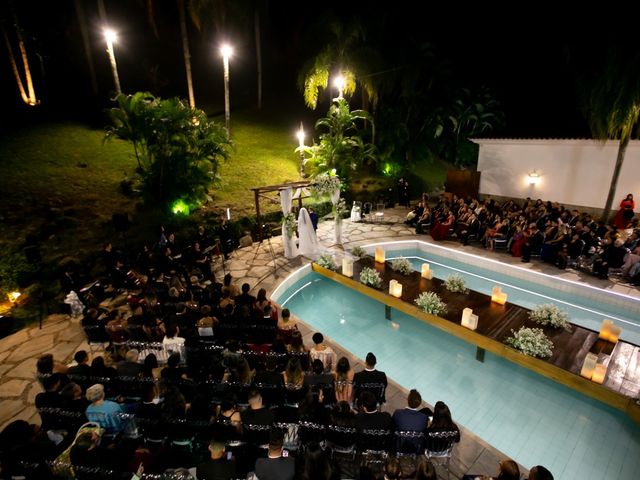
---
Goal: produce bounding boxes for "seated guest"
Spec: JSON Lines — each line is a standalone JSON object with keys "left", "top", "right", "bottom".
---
{"left": 60, "top": 382, "right": 89, "bottom": 431}
{"left": 529, "top": 465, "right": 554, "bottom": 480}
{"left": 81, "top": 308, "right": 109, "bottom": 343}
{"left": 334, "top": 356, "right": 354, "bottom": 404}
{"left": 196, "top": 439, "right": 237, "bottom": 480}
{"left": 90, "top": 356, "right": 117, "bottom": 380}
{"left": 36, "top": 353, "right": 69, "bottom": 385}
{"left": 85, "top": 384, "right": 127, "bottom": 434}
{"left": 161, "top": 352, "right": 188, "bottom": 382}
{"left": 393, "top": 389, "right": 429, "bottom": 452}
{"left": 35, "top": 375, "right": 65, "bottom": 432}
{"left": 355, "top": 391, "right": 393, "bottom": 432}
{"left": 117, "top": 349, "right": 142, "bottom": 378}
{"left": 393, "top": 389, "right": 429, "bottom": 432}
{"left": 283, "top": 357, "right": 306, "bottom": 404}
{"left": 67, "top": 350, "right": 92, "bottom": 390}
{"left": 254, "top": 429, "right": 295, "bottom": 480}
{"left": 69, "top": 431, "right": 103, "bottom": 480}
{"left": 162, "top": 323, "right": 186, "bottom": 362}
{"left": 462, "top": 458, "right": 520, "bottom": 480}
{"left": 241, "top": 390, "right": 274, "bottom": 427}
{"left": 221, "top": 273, "right": 240, "bottom": 298}
{"left": 287, "top": 331, "right": 310, "bottom": 371}
{"left": 277, "top": 308, "right": 298, "bottom": 344}
{"left": 425, "top": 401, "right": 460, "bottom": 450}
{"left": 309, "top": 332, "right": 336, "bottom": 373}
{"left": 234, "top": 282, "right": 256, "bottom": 309}
{"left": 304, "top": 359, "right": 334, "bottom": 389}
{"left": 301, "top": 442, "right": 340, "bottom": 480}
{"left": 430, "top": 209, "right": 455, "bottom": 241}
{"left": 521, "top": 224, "right": 544, "bottom": 262}
{"left": 414, "top": 457, "right": 438, "bottom": 480}
{"left": 353, "top": 352, "right": 388, "bottom": 404}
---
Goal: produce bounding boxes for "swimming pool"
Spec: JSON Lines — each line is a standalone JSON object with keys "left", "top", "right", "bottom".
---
{"left": 272, "top": 243, "right": 640, "bottom": 480}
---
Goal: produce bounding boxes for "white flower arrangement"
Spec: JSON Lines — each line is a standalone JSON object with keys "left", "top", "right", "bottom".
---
{"left": 317, "top": 254, "right": 338, "bottom": 271}
{"left": 335, "top": 198, "right": 347, "bottom": 216}
{"left": 505, "top": 327, "right": 554, "bottom": 358}
{"left": 390, "top": 257, "right": 413, "bottom": 275}
{"left": 282, "top": 212, "right": 296, "bottom": 239}
{"left": 359, "top": 267, "right": 382, "bottom": 288}
{"left": 414, "top": 292, "right": 448, "bottom": 316}
{"left": 312, "top": 173, "right": 342, "bottom": 196}
{"left": 529, "top": 304, "right": 570, "bottom": 330}
{"left": 350, "top": 246, "right": 367, "bottom": 258}
{"left": 443, "top": 273, "right": 468, "bottom": 294}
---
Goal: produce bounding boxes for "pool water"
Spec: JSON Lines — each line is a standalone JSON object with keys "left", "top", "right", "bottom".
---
{"left": 276, "top": 272, "right": 640, "bottom": 480}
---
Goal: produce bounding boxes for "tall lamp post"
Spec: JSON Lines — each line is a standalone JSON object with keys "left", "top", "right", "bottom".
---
{"left": 103, "top": 28, "right": 121, "bottom": 96}
{"left": 220, "top": 44, "right": 233, "bottom": 138}
{"left": 333, "top": 74, "right": 345, "bottom": 99}
{"left": 296, "top": 123, "right": 305, "bottom": 178}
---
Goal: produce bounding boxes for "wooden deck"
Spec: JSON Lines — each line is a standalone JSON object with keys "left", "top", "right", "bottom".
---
{"left": 312, "top": 256, "right": 640, "bottom": 424}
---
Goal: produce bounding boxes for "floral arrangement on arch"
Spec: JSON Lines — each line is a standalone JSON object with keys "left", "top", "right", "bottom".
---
{"left": 505, "top": 327, "right": 554, "bottom": 358}
{"left": 350, "top": 246, "right": 367, "bottom": 259}
{"left": 414, "top": 291, "right": 447, "bottom": 316}
{"left": 282, "top": 212, "right": 297, "bottom": 239}
{"left": 391, "top": 257, "right": 413, "bottom": 275}
{"left": 335, "top": 198, "right": 347, "bottom": 216}
{"left": 312, "top": 173, "right": 342, "bottom": 196}
{"left": 443, "top": 274, "right": 468, "bottom": 294}
{"left": 359, "top": 267, "right": 382, "bottom": 288}
{"left": 317, "top": 254, "right": 338, "bottom": 271}
{"left": 528, "top": 304, "right": 570, "bottom": 330}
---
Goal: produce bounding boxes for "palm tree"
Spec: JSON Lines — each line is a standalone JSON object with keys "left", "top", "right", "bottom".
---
{"left": 298, "top": 18, "right": 382, "bottom": 110}
{"left": 576, "top": 45, "right": 640, "bottom": 221}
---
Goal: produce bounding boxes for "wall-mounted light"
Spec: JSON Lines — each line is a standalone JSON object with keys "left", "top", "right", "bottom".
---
{"left": 528, "top": 170, "right": 541, "bottom": 186}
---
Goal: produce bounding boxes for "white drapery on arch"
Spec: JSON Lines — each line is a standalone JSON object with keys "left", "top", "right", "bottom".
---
{"left": 298, "top": 207, "right": 319, "bottom": 256}
{"left": 280, "top": 187, "right": 298, "bottom": 258}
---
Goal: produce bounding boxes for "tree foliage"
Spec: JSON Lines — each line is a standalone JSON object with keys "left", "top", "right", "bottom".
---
{"left": 298, "top": 98, "right": 375, "bottom": 181}
{"left": 298, "top": 18, "right": 382, "bottom": 110}
{"left": 105, "top": 92, "right": 231, "bottom": 209}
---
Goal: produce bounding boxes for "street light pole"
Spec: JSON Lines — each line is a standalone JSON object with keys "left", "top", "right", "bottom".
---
{"left": 220, "top": 44, "right": 233, "bottom": 138}
{"left": 296, "top": 123, "right": 305, "bottom": 178}
{"left": 103, "top": 28, "right": 121, "bottom": 96}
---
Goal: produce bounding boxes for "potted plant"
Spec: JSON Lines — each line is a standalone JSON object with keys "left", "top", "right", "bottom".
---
{"left": 414, "top": 292, "right": 448, "bottom": 316}
{"left": 359, "top": 267, "right": 382, "bottom": 288}
{"left": 443, "top": 273, "right": 468, "bottom": 294}
{"left": 390, "top": 257, "right": 413, "bottom": 275}
{"left": 505, "top": 327, "right": 554, "bottom": 358}
{"left": 529, "top": 304, "right": 570, "bottom": 330}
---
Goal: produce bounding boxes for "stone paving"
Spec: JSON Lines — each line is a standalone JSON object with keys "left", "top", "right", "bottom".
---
{"left": 1, "top": 206, "right": 636, "bottom": 478}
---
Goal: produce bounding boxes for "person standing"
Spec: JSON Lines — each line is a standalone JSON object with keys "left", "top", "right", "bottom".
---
{"left": 398, "top": 177, "right": 410, "bottom": 208}
{"left": 614, "top": 193, "right": 636, "bottom": 229}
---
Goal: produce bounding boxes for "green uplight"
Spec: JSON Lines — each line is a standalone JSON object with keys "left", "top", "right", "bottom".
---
{"left": 383, "top": 163, "right": 392, "bottom": 175}
{"left": 171, "top": 199, "right": 190, "bottom": 215}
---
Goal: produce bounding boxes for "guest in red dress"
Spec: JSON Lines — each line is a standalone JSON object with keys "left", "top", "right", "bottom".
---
{"left": 614, "top": 194, "right": 635, "bottom": 229}
{"left": 430, "top": 210, "right": 455, "bottom": 241}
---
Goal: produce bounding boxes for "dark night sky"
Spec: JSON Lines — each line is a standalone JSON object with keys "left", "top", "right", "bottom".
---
{"left": 1, "top": 1, "right": 637, "bottom": 137}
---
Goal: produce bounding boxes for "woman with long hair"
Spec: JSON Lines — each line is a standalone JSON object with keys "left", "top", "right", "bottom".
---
{"left": 614, "top": 193, "right": 636, "bottom": 229}
{"left": 301, "top": 442, "right": 340, "bottom": 480}
{"left": 334, "top": 356, "right": 354, "bottom": 403}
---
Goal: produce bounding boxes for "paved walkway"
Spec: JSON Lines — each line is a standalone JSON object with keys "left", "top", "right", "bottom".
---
{"left": 1, "top": 207, "right": 636, "bottom": 478}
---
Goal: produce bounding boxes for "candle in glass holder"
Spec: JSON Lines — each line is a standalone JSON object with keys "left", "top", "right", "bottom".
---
{"left": 389, "top": 280, "right": 403, "bottom": 298}
{"left": 592, "top": 363, "right": 607, "bottom": 384}
{"left": 375, "top": 247, "right": 385, "bottom": 264}
{"left": 461, "top": 308, "right": 478, "bottom": 330}
{"left": 491, "top": 286, "right": 508, "bottom": 305}
{"left": 342, "top": 258, "right": 354, "bottom": 277}
{"left": 421, "top": 263, "right": 433, "bottom": 279}
{"left": 580, "top": 353, "right": 597, "bottom": 379}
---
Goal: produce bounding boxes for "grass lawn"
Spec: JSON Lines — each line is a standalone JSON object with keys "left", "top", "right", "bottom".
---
{"left": 207, "top": 110, "right": 302, "bottom": 217}
{"left": 0, "top": 111, "right": 450, "bottom": 328}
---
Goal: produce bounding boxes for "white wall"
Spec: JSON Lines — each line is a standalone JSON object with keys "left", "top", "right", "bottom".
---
{"left": 475, "top": 139, "right": 640, "bottom": 209}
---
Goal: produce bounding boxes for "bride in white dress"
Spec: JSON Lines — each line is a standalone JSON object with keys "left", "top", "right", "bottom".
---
{"left": 297, "top": 207, "right": 319, "bottom": 256}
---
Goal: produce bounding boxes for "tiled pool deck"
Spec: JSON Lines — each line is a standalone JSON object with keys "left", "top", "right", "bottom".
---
{"left": 0, "top": 207, "right": 637, "bottom": 478}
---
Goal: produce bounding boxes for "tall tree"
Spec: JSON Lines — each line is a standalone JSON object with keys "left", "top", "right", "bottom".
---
{"left": 74, "top": 0, "right": 98, "bottom": 94}
{"left": 575, "top": 45, "right": 640, "bottom": 221}
{"left": 298, "top": 18, "right": 382, "bottom": 110}
{"left": 2, "top": 2, "right": 38, "bottom": 106}
{"left": 178, "top": 0, "right": 196, "bottom": 107}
